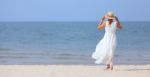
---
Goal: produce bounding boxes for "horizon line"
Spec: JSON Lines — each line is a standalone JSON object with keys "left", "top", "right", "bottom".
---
{"left": 0, "top": 21, "right": 150, "bottom": 22}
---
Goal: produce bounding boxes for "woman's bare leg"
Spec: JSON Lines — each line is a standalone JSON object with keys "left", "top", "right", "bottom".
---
{"left": 110, "top": 58, "right": 113, "bottom": 70}
{"left": 105, "top": 64, "right": 110, "bottom": 70}
{"left": 110, "top": 64, "right": 113, "bottom": 70}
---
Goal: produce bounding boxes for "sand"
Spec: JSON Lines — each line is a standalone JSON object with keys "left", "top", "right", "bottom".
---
{"left": 0, "top": 65, "right": 149, "bottom": 77}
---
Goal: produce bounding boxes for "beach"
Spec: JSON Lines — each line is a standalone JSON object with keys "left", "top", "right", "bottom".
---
{"left": 0, "top": 22, "right": 150, "bottom": 77}
{"left": 0, "top": 65, "right": 149, "bottom": 77}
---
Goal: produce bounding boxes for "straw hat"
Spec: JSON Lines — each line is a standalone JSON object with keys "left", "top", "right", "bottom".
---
{"left": 105, "top": 12, "right": 115, "bottom": 19}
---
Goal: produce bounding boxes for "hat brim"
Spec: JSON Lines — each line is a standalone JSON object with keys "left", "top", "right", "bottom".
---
{"left": 105, "top": 15, "right": 115, "bottom": 19}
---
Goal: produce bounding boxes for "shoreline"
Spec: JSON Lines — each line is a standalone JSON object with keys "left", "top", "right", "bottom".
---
{"left": 0, "top": 65, "right": 149, "bottom": 77}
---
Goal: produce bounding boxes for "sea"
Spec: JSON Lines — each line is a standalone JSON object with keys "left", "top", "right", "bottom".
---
{"left": 0, "top": 21, "right": 150, "bottom": 65}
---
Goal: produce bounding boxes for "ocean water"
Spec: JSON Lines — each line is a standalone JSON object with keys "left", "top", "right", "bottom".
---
{"left": 0, "top": 21, "right": 150, "bottom": 65}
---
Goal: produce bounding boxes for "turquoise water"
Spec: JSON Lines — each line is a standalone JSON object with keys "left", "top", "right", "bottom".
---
{"left": 0, "top": 22, "right": 150, "bottom": 65}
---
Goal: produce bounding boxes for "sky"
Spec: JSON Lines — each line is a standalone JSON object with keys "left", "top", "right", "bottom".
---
{"left": 0, "top": 0, "right": 150, "bottom": 21}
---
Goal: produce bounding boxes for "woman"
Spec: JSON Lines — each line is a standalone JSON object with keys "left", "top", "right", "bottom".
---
{"left": 92, "top": 12, "right": 122, "bottom": 70}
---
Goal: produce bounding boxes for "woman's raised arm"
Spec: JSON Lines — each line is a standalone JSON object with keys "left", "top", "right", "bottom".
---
{"left": 115, "top": 16, "right": 122, "bottom": 29}
{"left": 97, "top": 16, "right": 106, "bottom": 30}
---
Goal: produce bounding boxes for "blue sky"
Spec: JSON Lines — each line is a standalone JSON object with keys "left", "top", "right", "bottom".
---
{"left": 0, "top": 0, "right": 150, "bottom": 21}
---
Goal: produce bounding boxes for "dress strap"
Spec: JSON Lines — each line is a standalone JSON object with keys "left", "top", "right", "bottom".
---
{"left": 113, "top": 21, "right": 117, "bottom": 28}
{"left": 105, "top": 21, "right": 109, "bottom": 27}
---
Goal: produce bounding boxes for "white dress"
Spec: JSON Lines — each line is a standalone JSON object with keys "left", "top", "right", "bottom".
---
{"left": 92, "top": 21, "right": 117, "bottom": 64}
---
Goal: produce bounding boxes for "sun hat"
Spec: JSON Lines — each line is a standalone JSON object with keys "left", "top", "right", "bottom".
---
{"left": 105, "top": 12, "right": 115, "bottom": 19}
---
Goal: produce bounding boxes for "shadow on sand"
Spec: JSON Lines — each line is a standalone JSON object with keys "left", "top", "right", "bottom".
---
{"left": 115, "top": 68, "right": 150, "bottom": 71}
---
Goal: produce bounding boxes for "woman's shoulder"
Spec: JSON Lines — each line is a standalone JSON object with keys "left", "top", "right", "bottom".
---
{"left": 104, "top": 21, "right": 109, "bottom": 27}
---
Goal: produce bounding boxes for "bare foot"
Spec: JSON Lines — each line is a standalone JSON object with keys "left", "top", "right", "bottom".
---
{"left": 104, "top": 64, "right": 110, "bottom": 70}
{"left": 110, "top": 66, "right": 113, "bottom": 70}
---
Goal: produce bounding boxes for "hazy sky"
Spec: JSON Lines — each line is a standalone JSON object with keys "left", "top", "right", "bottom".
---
{"left": 0, "top": 0, "right": 150, "bottom": 21}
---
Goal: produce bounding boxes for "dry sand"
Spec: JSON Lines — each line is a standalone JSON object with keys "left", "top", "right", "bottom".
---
{"left": 0, "top": 65, "right": 150, "bottom": 77}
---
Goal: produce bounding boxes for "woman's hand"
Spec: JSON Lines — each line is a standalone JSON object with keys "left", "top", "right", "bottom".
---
{"left": 115, "top": 16, "right": 119, "bottom": 22}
